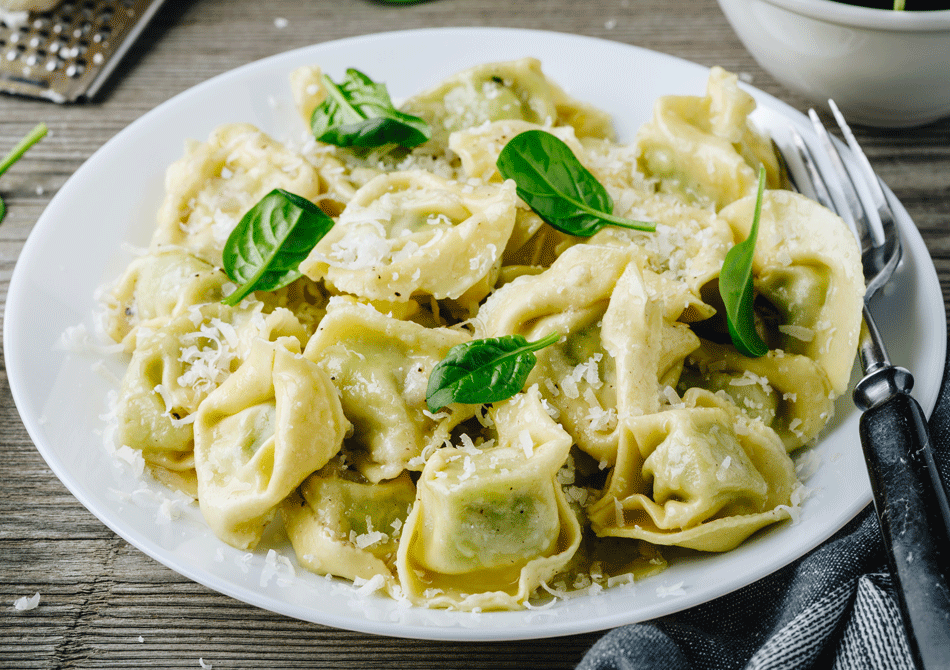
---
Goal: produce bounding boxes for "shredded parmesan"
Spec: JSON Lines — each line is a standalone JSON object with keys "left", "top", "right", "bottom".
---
{"left": 715, "top": 456, "right": 732, "bottom": 481}
{"left": 613, "top": 497, "right": 625, "bottom": 528}
{"left": 353, "top": 574, "right": 387, "bottom": 596}
{"left": 778, "top": 324, "right": 816, "bottom": 342}
{"left": 258, "top": 550, "right": 296, "bottom": 588}
{"left": 656, "top": 581, "right": 686, "bottom": 598}
{"left": 518, "top": 429, "right": 534, "bottom": 459}
{"left": 12, "top": 593, "right": 40, "bottom": 611}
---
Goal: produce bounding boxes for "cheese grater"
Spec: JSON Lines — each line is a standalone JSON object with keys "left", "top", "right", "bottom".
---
{"left": 0, "top": 0, "right": 168, "bottom": 102}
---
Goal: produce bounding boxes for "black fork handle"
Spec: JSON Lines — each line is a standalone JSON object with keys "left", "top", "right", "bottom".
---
{"left": 856, "top": 368, "right": 950, "bottom": 670}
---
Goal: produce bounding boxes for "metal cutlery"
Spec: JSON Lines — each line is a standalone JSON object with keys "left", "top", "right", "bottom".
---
{"left": 786, "top": 101, "right": 950, "bottom": 670}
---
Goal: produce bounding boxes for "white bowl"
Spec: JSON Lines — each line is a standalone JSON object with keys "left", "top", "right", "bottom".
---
{"left": 716, "top": 0, "right": 950, "bottom": 127}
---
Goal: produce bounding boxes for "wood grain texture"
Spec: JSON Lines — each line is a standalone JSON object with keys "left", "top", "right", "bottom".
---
{"left": 1, "top": 0, "right": 948, "bottom": 667}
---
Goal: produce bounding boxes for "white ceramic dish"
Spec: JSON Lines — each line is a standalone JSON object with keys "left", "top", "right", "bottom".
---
{"left": 716, "top": 0, "right": 950, "bottom": 127}
{"left": 4, "top": 27, "right": 946, "bottom": 641}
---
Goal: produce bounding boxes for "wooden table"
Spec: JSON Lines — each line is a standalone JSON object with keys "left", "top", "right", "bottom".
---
{"left": 2, "top": 0, "right": 948, "bottom": 667}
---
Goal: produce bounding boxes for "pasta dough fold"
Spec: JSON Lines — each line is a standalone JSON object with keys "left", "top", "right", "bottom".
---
{"left": 718, "top": 189, "right": 864, "bottom": 395}
{"left": 115, "top": 305, "right": 301, "bottom": 467}
{"left": 150, "top": 123, "right": 325, "bottom": 265}
{"left": 402, "top": 57, "right": 614, "bottom": 149}
{"left": 303, "top": 298, "right": 476, "bottom": 483}
{"left": 103, "top": 248, "right": 228, "bottom": 351}
{"left": 301, "top": 170, "right": 516, "bottom": 315}
{"left": 679, "top": 339, "right": 835, "bottom": 451}
{"left": 588, "top": 389, "right": 798, "bottom": 552}
{"left": 396, "top": 387, "right": 582, "bottom": 610}
{"left": 477, "top": 244, "right": 699, "bottom": 465}
{"left": 282, "top": 463, "right": 416, "bottom": 595}
{"left": 636, "top": 67, "right": 780, "bottom": 211}
{"left": 194, "top": 337, "right": 349, "bottom": 550}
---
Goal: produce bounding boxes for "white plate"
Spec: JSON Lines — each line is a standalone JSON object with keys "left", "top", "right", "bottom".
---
{"left": 5, "top": 27, "right": 946, "bottom": 641}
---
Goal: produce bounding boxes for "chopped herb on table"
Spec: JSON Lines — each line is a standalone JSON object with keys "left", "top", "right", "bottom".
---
{"left": 0, "top": 123, "right": 48, "bottom": 224}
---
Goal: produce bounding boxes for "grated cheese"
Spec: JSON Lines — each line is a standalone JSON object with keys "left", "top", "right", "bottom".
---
{"left": 177, "top": 318, "right": 239, "bottom": 394}
{"left": 778, "top": 324, "right": 816, "bottom": 342}
{"left": 518, "top": 429, "right": 533, "bottom": 459}
{"left": 260, "top": 549, "right": 296, "bottom": 588}
{"left": 114, "top": 445, "right": 146, "bottom": 478}
{"left": 12, "top": 593, "right": 40, "bottom": 611}
{"left": 353, "top": 574, "right": 387, "bottom": 596}
{"left": 715, "top": 456, "right": 732, "bottom": 482}
{"left": 656, "top": 581, "right": 686, "bottom": 598}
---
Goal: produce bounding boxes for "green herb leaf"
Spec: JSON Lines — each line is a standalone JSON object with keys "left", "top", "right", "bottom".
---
{"left": 496, "top": 130, "right": 654, "bottom": 237}
{"left": 426, "top": 332, "right": 560, "bottom": 412}
{"left": 0, "top": 122, "right": 48, "bottom": 225}
{"left": 221, "top": 189, "right": 334, "bottom": 306}
{"left": 312, "top": 69, "right": 431, "bottom": 149}
{"left": 720, "top": 167, "right": 768, "bottom": 358}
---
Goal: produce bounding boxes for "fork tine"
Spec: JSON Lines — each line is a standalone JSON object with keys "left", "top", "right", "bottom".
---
{"left": 789, "top": 128, "right": 836, "bottom": 212}
{"left": 806, "top": 108, "right": 876, "bottom": 255}
{"left": 828, "top": 100, "right": 892, "bottom": 249}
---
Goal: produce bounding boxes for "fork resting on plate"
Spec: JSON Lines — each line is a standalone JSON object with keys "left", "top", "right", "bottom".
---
{"left": 786, "top": 102, "right": 950, "bottom": 670}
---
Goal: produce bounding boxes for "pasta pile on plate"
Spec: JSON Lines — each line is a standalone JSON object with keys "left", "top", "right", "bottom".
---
{"left": 99, "top": 59, "right": 864, "bottom": 611}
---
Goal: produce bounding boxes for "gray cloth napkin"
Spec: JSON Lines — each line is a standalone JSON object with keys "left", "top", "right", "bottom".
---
{"left": 578, "top": 341, "right": 950, "bottom": 670}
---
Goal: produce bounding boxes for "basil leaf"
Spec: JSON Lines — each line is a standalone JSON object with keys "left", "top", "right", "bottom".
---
{"left": 0, "top": 123, "right": 47, "bottom": 225}
{"left": 312, "top": 69, "right": 431, "bottom": 149}
{"left": 720, "top": 167, "right": 768, "bottom": 358}
{"left": 426, "top": 332, "right": 560, "bottom": 412}
{"left": 496, "top": 130, "right": 654, "bottom": 237}
{"left": 221, "top": 189, "right": 334, "bottom": 306}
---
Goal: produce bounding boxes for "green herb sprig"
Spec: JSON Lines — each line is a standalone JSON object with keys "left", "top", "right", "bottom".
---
{"left": 719, "top": 167, "right": 768, "bottom": 358}
{"left": 0, "top": 123, "right": 48, "bottom": 224}
{"left": 221, "top": 189, "right": 334, "bottom": 306}
{"left": 426, "top": 332, "right": 560, "bottom": 412}
{"left": 312, "top": 69, "right": 431, "bottom": 149}
{"left": 496, "top": 130, "right": 654, "bottom": 237}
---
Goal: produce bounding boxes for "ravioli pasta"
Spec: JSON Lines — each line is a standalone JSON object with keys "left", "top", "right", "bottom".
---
{"left": 99, "top": 59, "right": 863, "bottom": 611}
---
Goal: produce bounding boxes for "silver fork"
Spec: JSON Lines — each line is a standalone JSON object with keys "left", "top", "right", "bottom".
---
{"left": 788, "top": 102, "right": 950, "bottom": 670}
